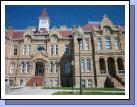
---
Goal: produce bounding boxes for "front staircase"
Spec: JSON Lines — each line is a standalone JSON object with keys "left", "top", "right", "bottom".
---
{"left": 27, "top": 76, "right": 44, "bottom": 86}
{"left": 111, "top": 76, "right": 125, "bottom": 88}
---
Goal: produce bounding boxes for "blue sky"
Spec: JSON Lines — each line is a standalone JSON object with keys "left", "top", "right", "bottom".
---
{"left": 5, "top": 5, "right": 125, "bottom": 29}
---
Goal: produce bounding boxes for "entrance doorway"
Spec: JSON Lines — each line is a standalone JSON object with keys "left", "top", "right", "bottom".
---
{"left": 107, "top": 57, "right": 116, "bottom": 77}
{"left": 35, "top": 61, "right": 45, "bottom": 76}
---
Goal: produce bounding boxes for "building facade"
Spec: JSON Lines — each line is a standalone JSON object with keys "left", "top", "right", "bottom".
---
{"left": 5, "top": 8, "right": 125, "bottom": 88}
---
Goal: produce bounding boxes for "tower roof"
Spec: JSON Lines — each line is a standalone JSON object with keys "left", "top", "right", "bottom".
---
{"left": 40, "top": 8, "right": 48, "bottom": 17}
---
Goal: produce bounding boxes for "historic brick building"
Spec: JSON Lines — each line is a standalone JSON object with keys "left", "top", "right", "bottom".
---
{"left": 5, "top": 8, "right": 125, "bottom": 88}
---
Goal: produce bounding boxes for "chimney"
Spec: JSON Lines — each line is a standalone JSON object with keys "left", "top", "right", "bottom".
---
{"left": 72, "top": 25, "right": 78, "bottom": 34}
{"left": 8, "top": 26, "right": 14, "bottom": 32}
{"left": 8, "top": 26, "right": 14, "bottom": 37}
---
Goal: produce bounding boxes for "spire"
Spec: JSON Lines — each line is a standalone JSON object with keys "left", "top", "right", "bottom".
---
{"left": 40, "top": 8, "right": 48, "bottom": 17}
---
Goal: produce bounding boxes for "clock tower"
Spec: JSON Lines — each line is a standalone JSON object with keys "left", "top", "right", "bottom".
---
{"left": 38, "top": 8, "right": 50, "bottom": 32}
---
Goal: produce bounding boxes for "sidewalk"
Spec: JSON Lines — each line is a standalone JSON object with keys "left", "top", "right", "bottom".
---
{"left": 7, "top": 87, "right": 125, "bottom": 95}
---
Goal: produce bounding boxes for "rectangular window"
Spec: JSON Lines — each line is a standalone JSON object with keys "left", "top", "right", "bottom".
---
{"left": 80, "top": 41, "right": 84, "bottom": 50}
{"left": 25, "top": 62, "right": 29, "bottom": 73}
{"left": 97, "top": 38, "right": 102, "bottom": 49}
{"left": 84, "top": 39, "right": 89, "bottom": 50}
{"left": 20, "top": 79, "right": 24, "bottom": 86}
{"left": 9, "top": 80, "right": 14, "bottom": 86}
{"left": 21, "top": 62, "right": 25, "bottom": 73}
{"left": 87, "top": 80, "right": 92, "bottom": 88}
{"left": 10, "top": 63, "right": 16, "bottom": 73}
{"left": 81, "top": 59, "right": 85, "bottom": 72}
{"left": 81, "top": 59, "right": 91, "bottom": 72}
{"left": 50, "top": 80, "right": 53, "bottom": 87}
{"left": 13, "top": 46, "right": 18, "bottom": 55}
{"left": 55, "top": 62, "right": 58, "bottom": 72}
{"left": 23, "top": 45, "right": 26, "bottom": 55}
{"left": 55, "top": 45, "right": 58, "bottom": 55}
{"left": 82, "top": 79, "right": 85, "bottom": 88}
{"left": 65, "top": 45, "right": 70, "bottom": 55}
{"left": 51, "top": 45, "right": 54, "bottom": 55}
{"left": 54, "top": 80, "right": 58, "bottom": 87}
{"left": 115, "top": 38, "right": 120, "bottom": 49}
{"left": 50, "top": 62, "right": 54, "bottom": 72}
{"left": 86, "top": 59, "right": 91, "bottom": 72}
{"left": 106, "top": 38, "right": 111, "bottom": 49}
{"left": 26, "top": 46, "right": 31, "bottom": 55}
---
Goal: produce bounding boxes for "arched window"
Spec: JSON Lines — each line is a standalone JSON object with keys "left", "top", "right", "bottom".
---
{"left": 51, "top": 35, "right": 58, "bottom": 42}
{"left": 117, "top": 58, "right": 124, "bottom": 73}
{"left": 24, "top": 35, "right": 31, "bottom": 42}
{"left": 103, "top": 26, "right": 111, "bottom": 34}
{"left": 65, "top": 45, "right": 70, "bottom": 55}
{"left": 99, "top": 58, "right": 106, "bottom": 74}
{"left": 64, "top": 62, "right": 71, "bottom": 74}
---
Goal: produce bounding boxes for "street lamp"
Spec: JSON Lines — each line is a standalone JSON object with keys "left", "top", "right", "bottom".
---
{"left": 77, "top": 26, "right": 84, "bottom": 95}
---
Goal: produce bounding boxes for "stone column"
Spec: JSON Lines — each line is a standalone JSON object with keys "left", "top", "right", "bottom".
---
{"left": 111, "top": 37, "right": 115, "bottom": 50}
{"left": 44, "top": 65, "right": 47, "bottom": 87}
{"left": 95, "top": 61, "right": 100, "bottom": 75}
{"left": 25, "top": 62, "right": 27, "bottom": 74}
{"left": 85, "top": 80, "right": 88, "bottom": 88}
{"left": 31, "top": 63, "right": 35, "bottom": 76}
{"left": 102, "top": 37, "right": 106, "bottom": 50}
{"left": 105, "top": 60, "right": 109, "bottom": 75}
{"left": 58, "top": 65, "right": 61, "bottom": 87}
{"left": 115, "top": 59, "right": 119, "bottom": 75}
{"left": 123, "top": 59, "right": 125, "bottom": 70}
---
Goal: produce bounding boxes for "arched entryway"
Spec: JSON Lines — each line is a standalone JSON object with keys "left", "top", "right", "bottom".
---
{"left": 117, "top": 58, "right": 125, "bottom": 73}
{"left": 35, "top": 61, "right": 45, "bottom": 76}
{"left": 99, "top": 58, "right": 106, "bottom": 73}
{"left": 107, "top": 57, "right": 116, "bottom": 77}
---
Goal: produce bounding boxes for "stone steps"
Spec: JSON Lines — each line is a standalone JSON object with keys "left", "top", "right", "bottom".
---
{"left": 111, "top": 77, "right": 124, "bottom": 88}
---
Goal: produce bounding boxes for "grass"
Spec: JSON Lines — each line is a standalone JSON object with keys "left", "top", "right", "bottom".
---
{"left": 42, "top": 87, "right": 124, "bottom": 91}
{"left": 52, "top": 91, "right": 125, "bottom": 95}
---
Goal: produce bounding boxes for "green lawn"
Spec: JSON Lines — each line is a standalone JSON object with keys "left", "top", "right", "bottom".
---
{"left": 42, "top": 87, "right": 124, "bottom": 91}
{"left": 52, "top": 91, "right": 125, "bottom": 95}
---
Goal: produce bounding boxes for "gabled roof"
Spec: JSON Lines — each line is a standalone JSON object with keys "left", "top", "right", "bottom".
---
{"left": 81, "top": 22, "right": 100, "bottom": 31}
{"left": 12, "top": 31, "right": 24, "bottom": 39}
{"left": 40, "top": 8, "right": 48, "bottom": 17}
{"left": 59, "top": 30, "right": 72, "bottom": 39}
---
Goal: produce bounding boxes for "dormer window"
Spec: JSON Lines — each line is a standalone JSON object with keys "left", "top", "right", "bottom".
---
{"left": 103, "top": 26, "right": 111, "bottom": 35}
{"left": 25, "top": 36, "right": 31, "bottom": 42}
{"left": 51, "top": 35, "right": 58, "bottom": 42}
{"left": 104, "top": 28, "right": 109, "bottom": 32}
